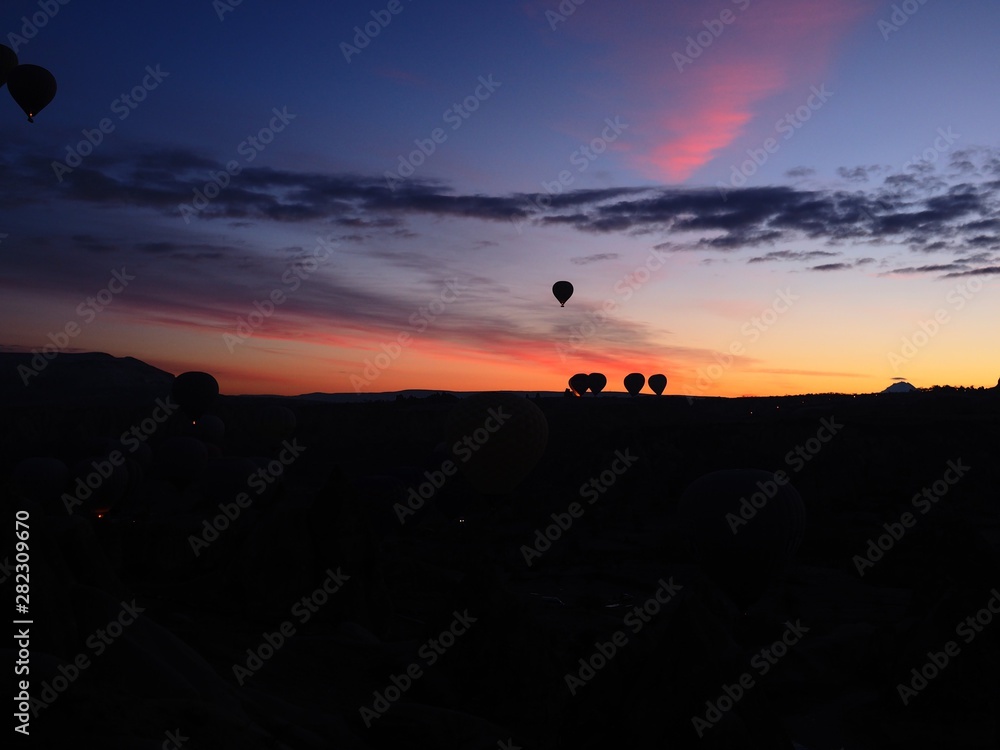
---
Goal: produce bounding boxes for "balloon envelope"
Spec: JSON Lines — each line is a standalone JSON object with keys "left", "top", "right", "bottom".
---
{"left": 587, "top": 373, "right": 607, "bottom": 394}
{"left": 0, "top": 45, "right": 17, "bottom": 88}
{"left": 444, "top": 393, "right": 548, "bottom": 494}
{"left": 552, "top": 281, "right": 573, "bottom": 307}
{"left": 7, "top": 64, "right": 56, "bottom": 122}
{"left": 648, "top": 373, "right": 667, "bottom": 395}
{"left": 172, "top": 371, "right": 219, "bottom": 418}
{"left": 624, "top": 373, "right": 645, "bottom": 396}
{"left": 569, "top": 373, "right": 590, "bottom": 396}
{"left": 677, "top": 469, "right": 806, "bottom": 609}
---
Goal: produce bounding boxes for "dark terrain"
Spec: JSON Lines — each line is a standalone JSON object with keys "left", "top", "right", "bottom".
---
{"left": 3, "top": 353, "right": 1000, "bottom": 749}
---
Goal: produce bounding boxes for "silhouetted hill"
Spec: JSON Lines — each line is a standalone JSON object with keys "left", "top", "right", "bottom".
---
{"left": 0, "top": 351, "right": 173, "bottom": 405}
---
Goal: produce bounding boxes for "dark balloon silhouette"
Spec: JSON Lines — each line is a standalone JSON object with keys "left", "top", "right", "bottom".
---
{"left": 569, "top": 373, "right": 590, "bottom": 396}
{"left": 0, "top": 45, "right": 17, "bottom": 89}
{"left": 184, "top": 413, "right": 225, "bottom": 445}
{"left": 648, "top": 373, "right": 667, "bottom": 395}
{"left": 587, "top": 372, "right": 607, "bottom": 394}
{"left": 153, "top": 435, "right": 209, "bottom": 488}
{"left": 552, "top": 280, "right": 573, "bottom": 307}
{"left": 677, "top": 469, "right": 806, "bottom": 610}
{"left": 623, "top": 372, "right": 645, "bottom": 396}
{"left": 444, "top": 392, "right": 548, "bottom": 494}
{"left": 171, "top": 371, "right": 219, "bottom": 418}
{"left": 6, "top": 64, "right": 56, "bottom": 122}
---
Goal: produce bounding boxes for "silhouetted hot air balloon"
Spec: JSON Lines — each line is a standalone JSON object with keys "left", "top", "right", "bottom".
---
{"left": 624, "top": 372, "right": 645, "bottom": 396}
{"left": 677, "top": 469, "right": 806, "bottom": 610}
{"left": 6, "top": 64, "right": 56, "bottom": 122}
{"left": 587, "top": 372, "right": 607, "bottom": 394}
{"left": 0, "top": 45, "right": 17, "bottom": 89}
{"left": 171, "top": 371, "right": 219, "bottom": 418}
{"left": 552, "top": 281, "right": 573, "bottom": 307}
{"left": 444, "top": 392, "right": 548, "bottom": 494}
{"left": 648, "top": 373, "right": 667, "bottom": 395}
{"left": 569, "top": 373, "right": 590, "bottom": 396}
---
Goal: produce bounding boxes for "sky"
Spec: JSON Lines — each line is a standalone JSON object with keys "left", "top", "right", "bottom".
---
{"left": 1, "top": 0, "right": 998, "bottom": 397}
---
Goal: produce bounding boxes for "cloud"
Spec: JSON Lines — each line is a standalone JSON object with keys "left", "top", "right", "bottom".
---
{"left": 5, "top": 143, "right": 999, "bottom": 280}
{"left": 571, "top": 252, "right": 620, "bottom": 265}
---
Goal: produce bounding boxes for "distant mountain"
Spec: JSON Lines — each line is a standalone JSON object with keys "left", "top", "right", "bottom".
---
{"left": 0, "top": 351, "right": 174, "bottom": 405}
{"left": 882, "top": 381, "right": 917, "bottom": 393}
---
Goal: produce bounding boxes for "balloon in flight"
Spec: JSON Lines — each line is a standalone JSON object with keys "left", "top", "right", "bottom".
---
{"left": 171, "top": 371, "right": 219, "bottom": 418}
{"left": 569, "top": 373, "right": 590, "bottom": 396}
{"left": 623, "top": 373, "right": 645, "bottom": 396}
{"left": 444, "top": 392, "right": 548, "bottom": 494}
{"left": 677, "top": 469, "right": 806, "bottom": 610}
{"left": 0, "top": 45, "right": 17, "bottom": 89}
{"left": 648, "top": 373, "right": 667, "bottom": 395}
{"left": 552, "top": 281, "right": 573, "bottom": 307}
{"left": 6, "top": 64, "right": 56, "bottom": 122}
{"left": 587, "top": 372, "right": 607, "bottom": 394}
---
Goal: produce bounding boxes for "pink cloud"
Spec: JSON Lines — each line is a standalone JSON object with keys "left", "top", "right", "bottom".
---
{"left": 569, "top": 0, "right": 883, "bottom": 182}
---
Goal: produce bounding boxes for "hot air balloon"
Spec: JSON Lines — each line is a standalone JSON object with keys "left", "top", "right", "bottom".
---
{"left": 171, "top": 371, "right": 219, "bottom": 419}
{"left": 587, "top": 372, "right": 607, "bottom": 394}
{"left": 6, "top": 64, "right": 56, "bottom": 122}
{"left": 0, "top": 45, "right": 17, "bottom": 89}
{"left": 569, "top": 373, "right": 590, "bottom": 396}
{"left": 677, "top": 469, "right": 805, "bottom": 610}
{"left": 648, "top": 373, "right": 667, "bottom": 395}
{"left": 552, "top": 281, "right": 573, "bottom": 307}
{"left": 624, "top": 372, "right": 645, "bottom": 396}
{"left": 444, "top": 392, "right": 548, "bottom": 494}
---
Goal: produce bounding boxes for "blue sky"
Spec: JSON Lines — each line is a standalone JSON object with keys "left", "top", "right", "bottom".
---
{"left": 2, "top": 0, "right": 998, "bottom": 395}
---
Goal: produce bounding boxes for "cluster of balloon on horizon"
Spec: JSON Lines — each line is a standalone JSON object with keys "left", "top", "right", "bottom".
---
{"left": 567, "top": 371, "right": 668, "bottom": 396}
{"left": 553, "top": 282, "right": 669, "bottom": 397}
{"left": 1, "top": 44, "right": 57, "bottom": 122}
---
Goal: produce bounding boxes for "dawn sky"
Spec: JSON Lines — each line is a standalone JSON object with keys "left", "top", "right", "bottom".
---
{"left": 1, "top": 0, "right": 998, "bottom": 396}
